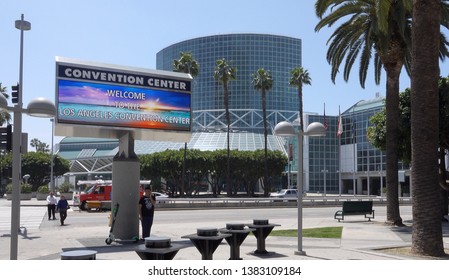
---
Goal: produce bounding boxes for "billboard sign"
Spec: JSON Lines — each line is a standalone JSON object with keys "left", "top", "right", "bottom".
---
{"left": 55, "top": 57, "right": 192, "bottom": 141}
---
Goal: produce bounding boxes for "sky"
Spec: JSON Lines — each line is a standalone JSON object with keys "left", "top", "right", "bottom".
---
{"left": 2, "top": 0, "right": 448, "bottom": 150}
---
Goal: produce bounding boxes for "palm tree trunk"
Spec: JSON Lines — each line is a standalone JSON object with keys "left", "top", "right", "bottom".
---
{"left": 385, "top": 66, "right": 403, "bottom": 226}
{"left": 298, "top": 86, "right": 304, "bottom": 132}
{"left": 411, "top": 0, "right": 444, "bottom": 257}
{"left": 439, "top": 149, "right": 449, "bottom": 220}
{"left": 224, "top": 83, "right": 231, "bottom": 197}
{"left": 262, "top": 90, "right": 269, "bottom": 196}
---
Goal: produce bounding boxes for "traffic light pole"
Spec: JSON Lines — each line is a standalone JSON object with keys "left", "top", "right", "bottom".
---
{"left": 10, "top": 14, "right": 30, "bottom": 260}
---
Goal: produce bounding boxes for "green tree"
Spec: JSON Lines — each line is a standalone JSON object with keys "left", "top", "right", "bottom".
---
{"left": 173, "top": 52, "right": 199, "bottom": 77}
{"left": 173, "top": 52, "right": 200, "bottom": 196}
{"left": 139, "top": 149, "right": 287, "bottom": 197}
{"left": 0, "top": 83, "right": 11, "bottom": 125}
{"left": 289, "top": 67, "right": 311, "bottom": 132}
{"left": 315, "top": 0, "right": 449, "bottom": 226}
{"left": 2, "top": 152, "right": 70, "bottom": 191}
{"left": 252, "top": 68, "right": 274, "bottom": 196}
{"left": 411, "top": 0, "right": 445, "bottom": 256}
{"left": 30, "top": 138, "right": 50, "bottom": 153}
{"left": 213, "top": 58, "right": 237, "bottom": 196}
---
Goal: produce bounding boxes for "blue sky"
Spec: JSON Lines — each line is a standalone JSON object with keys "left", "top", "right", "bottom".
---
{"left": 2, "top": 0, "right": 448, "bottom": 149}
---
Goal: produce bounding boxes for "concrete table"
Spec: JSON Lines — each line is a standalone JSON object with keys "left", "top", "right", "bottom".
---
{"left": 246, "top": 219, "right": 280, "bottom": 254}
{"left": 182, "top": 228, "right": 231, "bottom": 260}
{"left": 219, "top": 223, "right": 255, "bottom": 260}
{"left": 135, "top": 236, "right": 189, "bottom": 260}
{"left": 60, "top": 249, "right": 97, "bottom": 260}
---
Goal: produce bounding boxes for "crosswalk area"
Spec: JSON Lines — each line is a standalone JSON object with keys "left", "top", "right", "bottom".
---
{"left": 0, "top": 206, "right": 46, "bottom": 235}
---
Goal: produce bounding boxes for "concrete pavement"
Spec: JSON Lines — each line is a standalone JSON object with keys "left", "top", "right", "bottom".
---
{"left": 0, "top": 197, "right": 448, "bottom": 260}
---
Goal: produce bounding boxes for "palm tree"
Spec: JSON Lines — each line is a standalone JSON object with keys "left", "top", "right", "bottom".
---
{"left": 252, "top": 68, "right": 274, "bottom": 196}
{"left": 410, "top": 0, "right": 445, "bottom": 257}
{"left": 289, "top": 67, "right": 312, "bottom": 132}
{"left": 173, "top": 52, "right": 199, "bottom": 77}
{"left": 30, "top": 138, "right": 49, "bottom": 153}
{"left": 173, "top": 52, "right": 199, "bottom": 196}
{"left": 213, "top": 58, "right": 237, "bottom": 196}
{"left": 0, "top": 83, "right": 11, "bottom": 126}
{"left": 315, "top": 0, "right": 449, "bottom": 226}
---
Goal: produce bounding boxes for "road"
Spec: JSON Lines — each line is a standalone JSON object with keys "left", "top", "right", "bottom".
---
{"left": 0, "top": 200, "right": 413, "bottom": 237}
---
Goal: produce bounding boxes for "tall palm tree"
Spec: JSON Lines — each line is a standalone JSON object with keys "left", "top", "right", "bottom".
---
{"left": 289, "top": 67, "right": 312, "bottom": 132}
{"left": 410, "top": 0, "right": 445, "bottom": 257}
{"left": 173, "top": 52, "right": 199, "bottom": 77}
{"left": 315, "top": 0, "right": 449, "bottom": 226}
{"left": 173, "top": 52, "right": 199, "bottom": 196}
{"left": 213, "top": 58, "right": 237, "bottom": 196}
{"left": 252, "top": 68, "right": 273, "bottom": 196}
{"left": 0, "top": 83, "right": 11, "bottom": 126}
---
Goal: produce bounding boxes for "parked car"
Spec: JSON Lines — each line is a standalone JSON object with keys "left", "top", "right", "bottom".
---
{"left": 270, "top": 189, "right": 299, "bottom": 201}
{"left": 152, "top": 192, "right": 169, "bottom": 203}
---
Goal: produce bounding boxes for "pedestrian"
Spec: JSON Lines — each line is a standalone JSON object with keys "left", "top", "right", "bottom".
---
{"left": 56, "top": 195, "right": 70, "bottom": 226}
{"left": 46, "top": 192, "right": 57, "bottom": 220}
{"left": 138, "top": 186, "right": 156, "bottom": 239}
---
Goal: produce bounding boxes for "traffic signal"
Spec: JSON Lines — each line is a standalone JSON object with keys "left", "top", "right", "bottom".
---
{"left": 11, "top": 83, "right": 20, "bottom": 104}
{"left": 6, "top": 124, "right": 12, "bottom": 152}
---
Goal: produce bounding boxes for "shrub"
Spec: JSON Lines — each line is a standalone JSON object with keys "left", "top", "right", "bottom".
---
{"left": 37, "top": 185, "right": 49, "bottom": 194}
{"left": 6, "top": 183, "right": 33, "bottom": 193}
{"left": 21, "top": 184, "right": 32, "bottom": 193}
{"left": 58, "top": 182, "right": 74, "bottom": 193}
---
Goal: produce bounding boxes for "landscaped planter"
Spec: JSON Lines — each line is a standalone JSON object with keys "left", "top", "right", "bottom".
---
{"left": 5, "top": 193, "right": 32, "bottom": 200}
{"left": 20, "top": 193, "right": 32, "bottom": 200}
{"left": 60, "top": 192, "right": 73, "bottom": 200}
{"left": 36, "top": 192, "right": 48, "bottom": 200}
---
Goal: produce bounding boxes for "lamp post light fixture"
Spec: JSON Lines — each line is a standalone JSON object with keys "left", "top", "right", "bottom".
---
{"left": 22, "top": 174, "right": 30, "bottom": 185}
{"left": 0, "top": 14, "right": 56, "bottom": 260}
{"left": 274, "top": 121, "right": 326, "bottom": 255}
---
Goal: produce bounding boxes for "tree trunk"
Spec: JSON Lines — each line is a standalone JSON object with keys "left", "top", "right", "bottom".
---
{"left": 411, "top": 0, "right": 445, "bottom": 257}
{"left": 385, "top": 65, "right": 403, "bottom": 226}
{"left": 298, "top": 86, "right": 304, "bottom": 132}
{"left": 262, "top": 90, "right": 269, "bottom": 196}
{"left": 224, "top": 83, "right": 232, "bottom": 197}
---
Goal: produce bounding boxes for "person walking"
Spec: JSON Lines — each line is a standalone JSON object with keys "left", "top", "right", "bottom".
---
{"left": 46, "top": 192, "right": 57, "bottom": 220}
{"left": 138, "top": 186, "right": 156, "bottom": 239}
{"left": 56, "top": 195, "right": 70, "bottom": 226}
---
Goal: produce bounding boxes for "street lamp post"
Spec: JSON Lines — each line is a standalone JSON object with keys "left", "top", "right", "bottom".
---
{"left": 274, "top": 121, "right": 326, "bottom": 255}
{"left": 0, "top": 14, "right": 56, "bottom": 260}
{"left": 321, "top": 169, "right": 328, "bottom": 196}
{"left": 10, "top": 14, "right": 31, "bottom": 261}
{"left": 50, "top": 118, "right": 55, "bottom": 192}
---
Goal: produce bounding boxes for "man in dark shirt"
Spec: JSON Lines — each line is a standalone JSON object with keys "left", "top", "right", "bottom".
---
{"left": 138, "top": 186, "right": 156, "bottom": 239}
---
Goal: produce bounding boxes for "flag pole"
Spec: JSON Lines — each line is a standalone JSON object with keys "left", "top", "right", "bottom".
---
{"left": 337, "top": 106, "right": 342, "bottom": 196}
{"left": 352, "top": 107, "right": 356, "bottom": 196}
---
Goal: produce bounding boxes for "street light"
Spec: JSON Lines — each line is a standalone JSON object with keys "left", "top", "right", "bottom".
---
{"left": 274, "top": 121, "right": 326, "bottom": 255}
{"left": 22, "top": 174, "right": 30, "bottom": 185}
{"left": 0, "top": 14, "right": 56, "bottom": 260}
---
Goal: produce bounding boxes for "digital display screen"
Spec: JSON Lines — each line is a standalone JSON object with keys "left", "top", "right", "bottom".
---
{"left": 56, "top": 60, "right": 192, "bottom": 132}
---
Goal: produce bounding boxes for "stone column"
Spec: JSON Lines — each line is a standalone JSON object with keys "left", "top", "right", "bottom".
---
{"left": 112, "top": 132, "right": 140, "bottom": 240}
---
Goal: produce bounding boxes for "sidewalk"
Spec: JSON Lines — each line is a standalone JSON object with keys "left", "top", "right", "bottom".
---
{"left": 1, "top": 198, "right": 448, "bottom": 260}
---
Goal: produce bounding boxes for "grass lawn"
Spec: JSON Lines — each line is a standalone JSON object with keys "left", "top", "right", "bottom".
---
{"left": 270, "top": 227, "right": 343, "bottom": 239}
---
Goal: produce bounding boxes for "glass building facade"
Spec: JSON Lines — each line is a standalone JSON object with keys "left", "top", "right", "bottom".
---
{"left": 156, "top": 33, "right": 301, "bottom": 133}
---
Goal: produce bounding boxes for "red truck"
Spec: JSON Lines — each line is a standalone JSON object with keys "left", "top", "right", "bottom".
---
{"left": 74, "top": 180, "right": 151, "bottom": 210}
